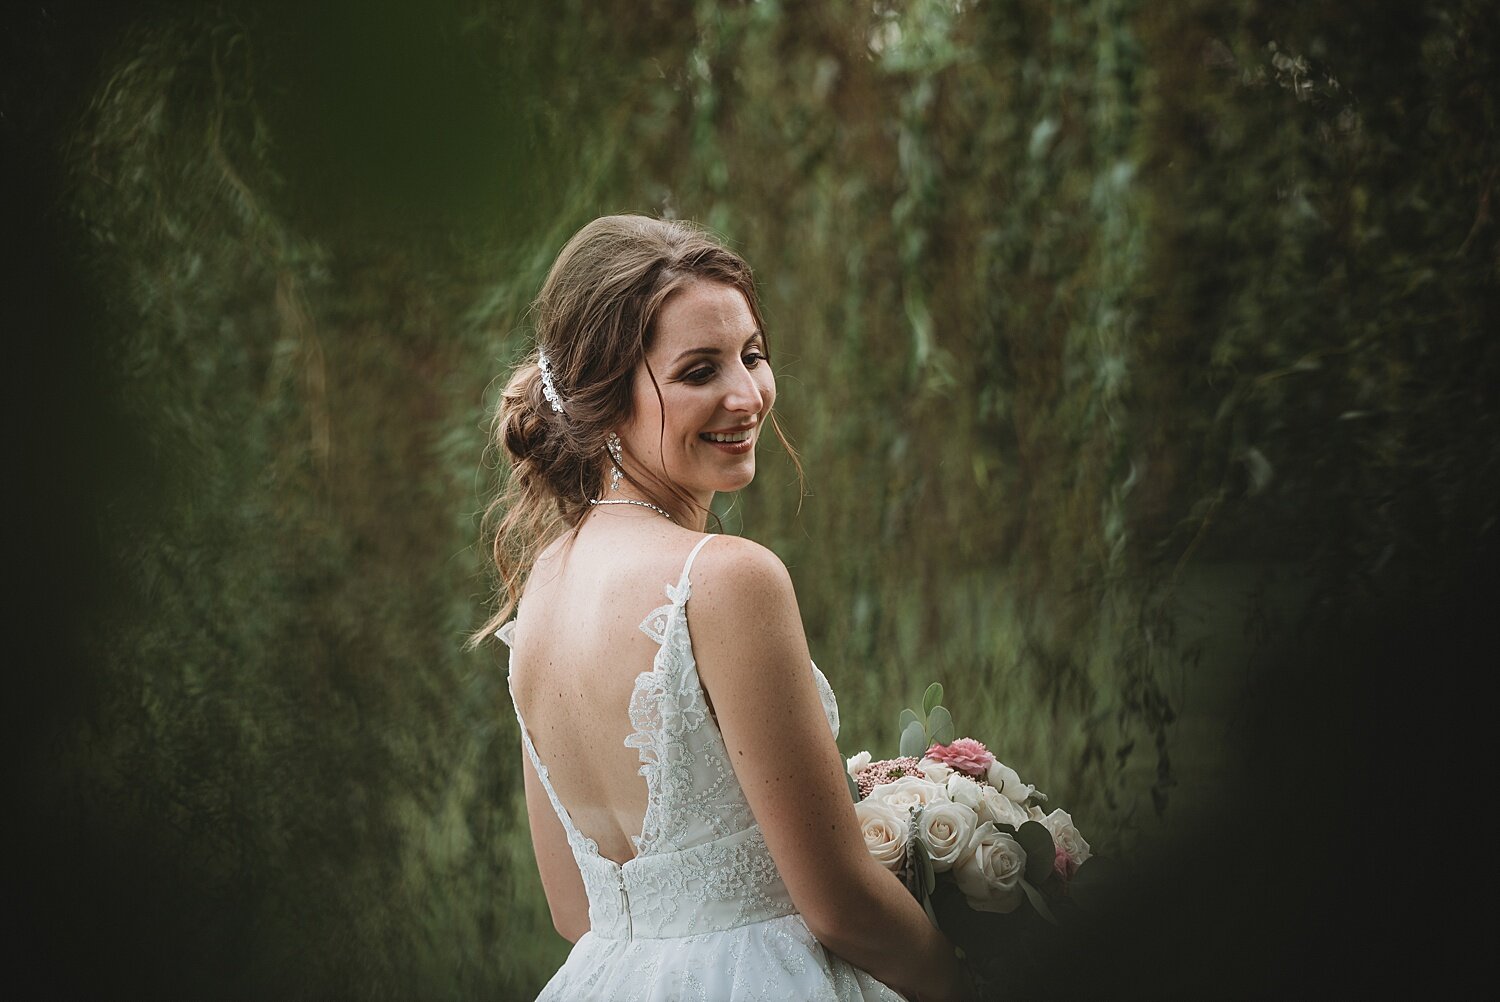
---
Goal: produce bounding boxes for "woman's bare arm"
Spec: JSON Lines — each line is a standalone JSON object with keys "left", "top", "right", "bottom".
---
{"left": 521, "top": 738, "right": 591, "bottom": 943}
{"left": 690, "top": 538, "right": 966, "bottom": 1001}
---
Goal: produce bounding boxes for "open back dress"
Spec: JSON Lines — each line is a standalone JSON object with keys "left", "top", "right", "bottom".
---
{"left": 500, "top": 535, "right": 906, "bottom": 1000}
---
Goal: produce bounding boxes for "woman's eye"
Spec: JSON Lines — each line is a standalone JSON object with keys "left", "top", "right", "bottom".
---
{"left": 684, "top": 366, "right": 714, "bottom": 384}
{"left": 744, "top": 351, "right": 767, "bottom": 368}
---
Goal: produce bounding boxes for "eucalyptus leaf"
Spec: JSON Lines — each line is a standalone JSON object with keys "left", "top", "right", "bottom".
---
{"left": 1016, "top": 820, "right": 1056, "bottom": 885}
{"left": 922, "top": 682, "right": 944, "bottom": 716}
{"left": 928, "top": 705, "right": 955, "bottom": 746}
{"left": 898, "top": 707, "right": 921, "bottom": 734}
{"left": 1019, "top": 878, "right": 1059, "bottom": 925}
{"left": 845, "top": 770, "right": 861, "bottom": 803}
{"left": 899, "top": 719, "right": 927, "bottom": 758}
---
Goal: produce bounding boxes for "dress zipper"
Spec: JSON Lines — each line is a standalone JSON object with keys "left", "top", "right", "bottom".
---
{"left": 616, "top": 868, "right": 633, "bottom": 940}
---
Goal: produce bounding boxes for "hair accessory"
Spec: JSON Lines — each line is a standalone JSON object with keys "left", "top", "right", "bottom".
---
{"left": 606, "top": 432, "right": 623, "bottom": 492}
{"left": 589, "top": 498, "right": 671, "bottom": 519}
{"left": 537, "top": 351, "right": 565, "bottom": 414}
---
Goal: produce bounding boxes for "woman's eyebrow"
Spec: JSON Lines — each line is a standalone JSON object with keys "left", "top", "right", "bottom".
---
{"left": 669, "top": 332, "right": 764, "bottom": 365}
{"left": 671, "top": 345, "right": 720, "bottom": 363}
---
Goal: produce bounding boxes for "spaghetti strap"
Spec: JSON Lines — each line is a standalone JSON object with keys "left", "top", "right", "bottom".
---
{"left": 678, "top": 533, "right": 716, "bottom": 586}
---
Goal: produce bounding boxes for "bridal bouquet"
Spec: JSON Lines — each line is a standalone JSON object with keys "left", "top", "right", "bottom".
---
{"left": 844, "top": 684, "right": 1092, "bottom": 991}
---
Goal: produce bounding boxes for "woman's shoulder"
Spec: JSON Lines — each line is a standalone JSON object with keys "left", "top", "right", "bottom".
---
{"left": 526, "top": 526, "right": 779, "bottom": 601}
{"left": 690, "top": 536, "right": 803, "bottom": 647}
{"left": 695, "top": 535, "right": 794, "bottom": 596}
{"left": 688, "top": 537, "right": 812, "bottom": 708}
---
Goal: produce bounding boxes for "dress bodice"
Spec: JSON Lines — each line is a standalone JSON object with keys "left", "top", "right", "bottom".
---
{"left": 501, "top": 534, "right": 841, "bottom": 941}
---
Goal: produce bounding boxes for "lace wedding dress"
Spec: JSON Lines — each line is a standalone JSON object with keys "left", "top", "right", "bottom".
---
{"left": 499, "top": 535, "right": 907, "bottom": 1001}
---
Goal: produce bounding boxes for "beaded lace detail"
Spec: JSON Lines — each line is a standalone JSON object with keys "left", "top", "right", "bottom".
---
{"left": 501, "top": 535, "right": 842, "bottom": 943}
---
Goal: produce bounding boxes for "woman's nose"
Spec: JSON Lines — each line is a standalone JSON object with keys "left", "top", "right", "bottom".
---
{"left": 723, "top": 363, "right": 764, "bottom": 413}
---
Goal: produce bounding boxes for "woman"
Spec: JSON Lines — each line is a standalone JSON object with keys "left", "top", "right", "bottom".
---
{"left": 474, "top": 215, "right": 971, "bottom": 1000}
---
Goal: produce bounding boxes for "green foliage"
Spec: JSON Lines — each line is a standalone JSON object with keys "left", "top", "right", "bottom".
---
{"left": 898, "top": 680, "right": 955, "bottom": 755}
{"left": 922, "top": 682, "right": 944, "bottom": 717}
{"left": 1016, "top": 875, "right": 1058, "bottom": 927}
{"left": 56, "top": 0, "right": 1499, "bottom": 996}
{"left": 1015, "top": 821, "right": 1057, "bottom": 887}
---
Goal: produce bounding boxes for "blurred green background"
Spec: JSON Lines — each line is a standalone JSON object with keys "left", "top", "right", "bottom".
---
{"left": 8, "top": 0, "right": 1497, "bottom": 998}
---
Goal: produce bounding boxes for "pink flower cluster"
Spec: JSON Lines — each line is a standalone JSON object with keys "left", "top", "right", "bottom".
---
{"left": 924, "top": 738, "right": 996, "bottom": 778}
{"left": 852, "top": 756, "right": 923, "bottom": 799}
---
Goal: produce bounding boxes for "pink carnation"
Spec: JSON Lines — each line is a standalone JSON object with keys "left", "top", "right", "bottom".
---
{"left": 853, "top": 756, "right": 923, "bottom": 799}
{"left": 924, "top": 738, "right": 996, "bottom": 778}
{"left": 1054, "top": 844, "right": 1078, "bottom": 882}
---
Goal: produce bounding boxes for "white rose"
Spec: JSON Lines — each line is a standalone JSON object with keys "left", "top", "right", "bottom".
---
{"left": 1040, "top": 809, "right": 1092, "bottom": 868}
{"left": 977, "top": 784, "right": 1028, "bottom": 828}
{"left": 855, "top": 799, "right": 909, "bottom": 873}
{"left": 846, "top": 750, "right": 872, "bottom": 778}
{"left": 952, "top": 822, "right": 1028, "bottom": 914}
{"left": 986, "top": 760, "right": 1035, "bottom": 804}
{"left": 918, "top": 757, "right": 953, "bottom": 784}
{"left": 945, "top": 773, "right": 983, "bottom": 811}
{"left": 866, "top": 775, "right": 946, "bottom": 813}
{"left": 916, "top": 800, "right": 978, "bottom": 872}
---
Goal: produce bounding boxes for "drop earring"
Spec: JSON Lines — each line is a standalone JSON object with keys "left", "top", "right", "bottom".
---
{"left": 606, "top": 432, "right": 623, "bottom": 493}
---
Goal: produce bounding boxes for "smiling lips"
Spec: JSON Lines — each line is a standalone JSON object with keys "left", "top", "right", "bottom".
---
{"left": 702, "top": 429, "right": 752, "bottom": 443}
{"left": 700, "top": 426, "right": 756, "bottom": 453}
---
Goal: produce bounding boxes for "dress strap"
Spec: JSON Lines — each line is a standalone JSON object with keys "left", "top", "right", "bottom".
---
{"left": 504, "top": 650, "right": 603, "bottom": 858}
{"left": 641, "top": 534, "right": 718, "bottom": 646}
{"left": 677, "top": 534, "right": 717, "bottom": 588}
{"left": 495, "top": 622, "right": 584, "bottom": 843}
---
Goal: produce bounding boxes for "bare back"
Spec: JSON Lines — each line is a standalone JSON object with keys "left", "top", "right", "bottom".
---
{"left": 506, "top": 515, "right": 714, "bottom": 865}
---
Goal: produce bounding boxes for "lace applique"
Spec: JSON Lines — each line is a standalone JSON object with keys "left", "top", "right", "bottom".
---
{"left": 623, "top": 825, "right": 797, "bottom": 939}
{"left": 638, "top": 603, "right": 672, "bottom": 646}
{"left": 626, "top": 575, "right": 750, "bottom": 857}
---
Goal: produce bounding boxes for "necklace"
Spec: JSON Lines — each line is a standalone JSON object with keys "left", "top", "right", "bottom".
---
{"left": 589, "top": 498, "right": 672, "bottom": 520}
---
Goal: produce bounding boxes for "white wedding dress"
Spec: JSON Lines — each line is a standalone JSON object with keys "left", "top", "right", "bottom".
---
{"left": 499, "top": 535, "right": 907, "bottom": 1001}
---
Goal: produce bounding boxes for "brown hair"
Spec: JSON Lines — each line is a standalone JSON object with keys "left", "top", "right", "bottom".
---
{"left": 468, "top": 214, "right": 800, "bottom": 646}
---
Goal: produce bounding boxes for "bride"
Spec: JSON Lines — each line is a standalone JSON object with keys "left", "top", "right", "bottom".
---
{"left": 473, "top": 215, "right": 971, "bottom": 1001}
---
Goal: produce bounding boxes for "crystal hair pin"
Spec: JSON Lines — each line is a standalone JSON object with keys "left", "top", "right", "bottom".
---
{"left": 537, "top": 351, "right": 565, "bottom": 414}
